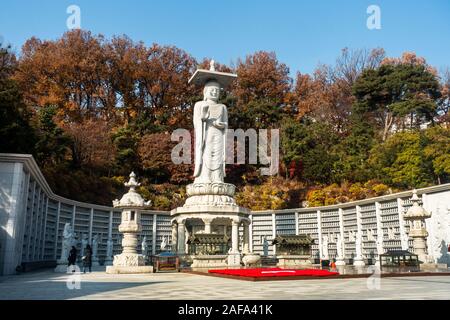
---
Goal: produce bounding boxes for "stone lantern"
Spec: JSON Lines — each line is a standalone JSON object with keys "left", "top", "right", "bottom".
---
{"left": 106, "top": 172, "right": 153, "bottom": 274}
{"left": 403, "top": 189, "right": 432, "bottom": 264}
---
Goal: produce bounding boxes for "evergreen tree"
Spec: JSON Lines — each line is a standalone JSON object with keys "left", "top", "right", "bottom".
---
{"left": 0, "top": 77, "right": 36, "bottom": 154}
{"left": 281, "top": 117, "right": 339, "bottom": 184}
{"left": 334, "top": 113, "right": 374, "bottom": 182}
{"left": 368, "top": 131, "right": 434, "bottom": 188}
{"left": 35, "top": 105, "right": 71, "bottom": 166}
{"left": 353, "top": 63, "right": 441, "bottom": 141}
{"left": 0, "top": 44, "right": 36, "bottom": 154}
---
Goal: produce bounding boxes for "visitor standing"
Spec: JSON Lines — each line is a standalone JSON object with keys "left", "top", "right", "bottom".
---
{"left": 329, "top": 259, "right": 336, "bottom": 269}
{"left": 82, "top": 244, "right": 92, "bottom": 273}
{"left": 68, "top": 246, "right": 77, "bottom": 267}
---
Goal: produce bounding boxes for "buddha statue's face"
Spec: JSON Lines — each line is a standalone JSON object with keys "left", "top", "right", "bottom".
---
{"left": 203, "top": 81, "right": 220, "bottom": 102}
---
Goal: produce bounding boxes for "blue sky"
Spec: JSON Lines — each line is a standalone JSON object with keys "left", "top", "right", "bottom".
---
{"left": 0, "top": 0, "right": 449, "bottom": 75}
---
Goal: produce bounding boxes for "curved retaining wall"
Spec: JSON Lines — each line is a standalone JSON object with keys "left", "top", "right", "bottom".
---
{"left": 0, "top": 153, "right": 449, "bottom": 275}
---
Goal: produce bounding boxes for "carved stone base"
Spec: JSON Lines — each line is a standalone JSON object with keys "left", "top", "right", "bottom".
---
{"left": 184, "top": 183, "right": 237, "bottom": 207}
{"left": 276, "top": 255, "right": 312, "bottom": 268}
{"left": 112, "top": 253, "right": 146, "bottom": 267}
{"left": 227, "top": 252, "right": 241, "bottom": 266}
{"left": 191, "top": 255, "right": 228, "bottom": 268}
{"left": 106, "top": 266, "right": 153, "bottom": 274}
{"left": 187, "top": 183, "right": 235, "bottom": 197}
{"left": 172, "top": 204, "right": 250, "bottom": 216}
{"left": 184, "top": 194, "right": 237, "bottom": 207}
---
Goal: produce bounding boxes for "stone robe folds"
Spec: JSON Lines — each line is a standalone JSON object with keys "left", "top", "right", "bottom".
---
{"left": 193, "top": 100, "right": 228, "bottom": 184}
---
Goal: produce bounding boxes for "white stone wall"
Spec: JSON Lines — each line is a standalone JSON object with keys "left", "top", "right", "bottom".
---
{"left": 1, "top": 153, "right": 450, "bottom": 275}
{"left": 252, "top": 189, "right": 450, "bottom": 264}
{"left": 0, "top": 162, "right": 28, "bottom": 275}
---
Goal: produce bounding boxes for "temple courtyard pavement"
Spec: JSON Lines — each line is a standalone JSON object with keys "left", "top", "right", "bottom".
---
{"left": 0, "top": 268, "right": 449, "bottom": 300}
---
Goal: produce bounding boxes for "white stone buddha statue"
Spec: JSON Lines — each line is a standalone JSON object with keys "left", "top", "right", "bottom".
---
{"left": 193, "top": 83, "right": 227, "bottom": 183}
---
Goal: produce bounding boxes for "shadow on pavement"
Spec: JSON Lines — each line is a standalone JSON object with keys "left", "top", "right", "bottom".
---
{"left": 0, "top": 269, "right": 172, "bottom": 300}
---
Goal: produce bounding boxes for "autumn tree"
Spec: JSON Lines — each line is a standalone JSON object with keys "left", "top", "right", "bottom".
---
{"left": 15, "top": 30, "right": 113, "bottom": 123}
{"left": 291, "top": 48, "right": 385, "bottom": 133}
{"left": 229, "top": 51, "right": 291, "bottom": 129}
{"left": 103, "top": 35, "right": 145, "bottom": 123}
{"left": 63, "top": 118, "right": 115, "bottom": 172}
{"left": 138, "top": 132, "right": 192, "bottom": 184}
{"left": 136, "top": 44, "right": 197, "bottom": 129}
{"left": 437, "top": 68, "right": 450, "bottom": 125}
{"left": 234, "top": 51, "right": 291, "bottom": 105}
{"left": 6, "top": 29, "right": 449, "bottom": 207}
{"left": 294, "top": 66, "right": 350, "bottom": 132}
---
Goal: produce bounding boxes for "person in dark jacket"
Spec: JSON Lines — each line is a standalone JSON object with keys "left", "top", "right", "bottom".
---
{"left": 83, "top": 244, "right": 92, "bottom": 273}
{"left": 68, "top": 246, "right": 77, "bottom": 268}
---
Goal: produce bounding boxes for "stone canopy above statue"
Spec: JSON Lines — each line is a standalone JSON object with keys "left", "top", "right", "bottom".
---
{"left": 188, "top": 60, "right": 237, "bottom": 89}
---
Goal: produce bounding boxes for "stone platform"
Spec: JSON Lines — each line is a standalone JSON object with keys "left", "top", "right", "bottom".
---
{"left": 106, "top": 266, "right": 153, "bottom": 274}
{"left": 191, "top": 255, "right": 228, "bottom": 269}
{"left": 276, "top": 255, "right": 312, "bottom": 268}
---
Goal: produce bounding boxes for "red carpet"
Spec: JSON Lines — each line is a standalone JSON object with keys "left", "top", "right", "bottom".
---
{"left": 208, "top": 268, "right": 339, "bottom": 278}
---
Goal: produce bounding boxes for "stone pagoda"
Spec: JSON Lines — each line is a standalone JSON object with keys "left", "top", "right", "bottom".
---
{"left": 171, "top": 61, "right": 253, "bottom": 268}
{"left": 404, "top": 189, "right": 432, "bottom": 265}
{"left": 106, "top": 172, "right": 153, "bottom": 274}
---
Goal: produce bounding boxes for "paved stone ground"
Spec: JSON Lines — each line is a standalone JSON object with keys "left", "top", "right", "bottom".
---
{"left": 0, "top": 268, "right": 449, "bottom": 300}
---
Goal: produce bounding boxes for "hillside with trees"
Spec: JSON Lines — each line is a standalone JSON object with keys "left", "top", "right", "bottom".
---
{"left": 1, "top": 30, "right": 449, "bottom": 209}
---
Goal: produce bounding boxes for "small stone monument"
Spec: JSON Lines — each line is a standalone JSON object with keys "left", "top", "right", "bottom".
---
{"left": 262, "top": 236, "right": 269, "bottom": 257}
{"left": 401, "top": 231, "right": 409, "bottom": 250}
{"left": 55, "top": 223, "right": 76, "bottom": 272}
{"left": 160, "top": 236, "right": 168, "bottom": 252}
{"left": 105, "top": 236, "right": 113, "bottom": 266}
{"left": 367, "top": 229, "right": 375, "bottom": 242}
{"left": 348, "top": 230, "right": 356, "bottom": 242}
{"left": 388, "top": 227, "right": 396, "bottom": 240}
{"left": 374, "top": 232, "right": 384, "bottom": 266}
{"left": 321, "top": 235, "right": 329, "bottom": 260}
{"left": 91, "top": 234, "right": 100, "bottom": 267}
{"left": 335, "top": 233, "right": 346, "bottom": 266}
{"left": 80, "top": 233, "right": 88, "bottom": 260}
{"left": 353, "top": 231, "right": 365, "bottom": 266}
{"left": 141, "top": 236, "right": 148, "bottom": 257}
{"left": 106, "top": 172, "right": 153, "bottom": 274}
